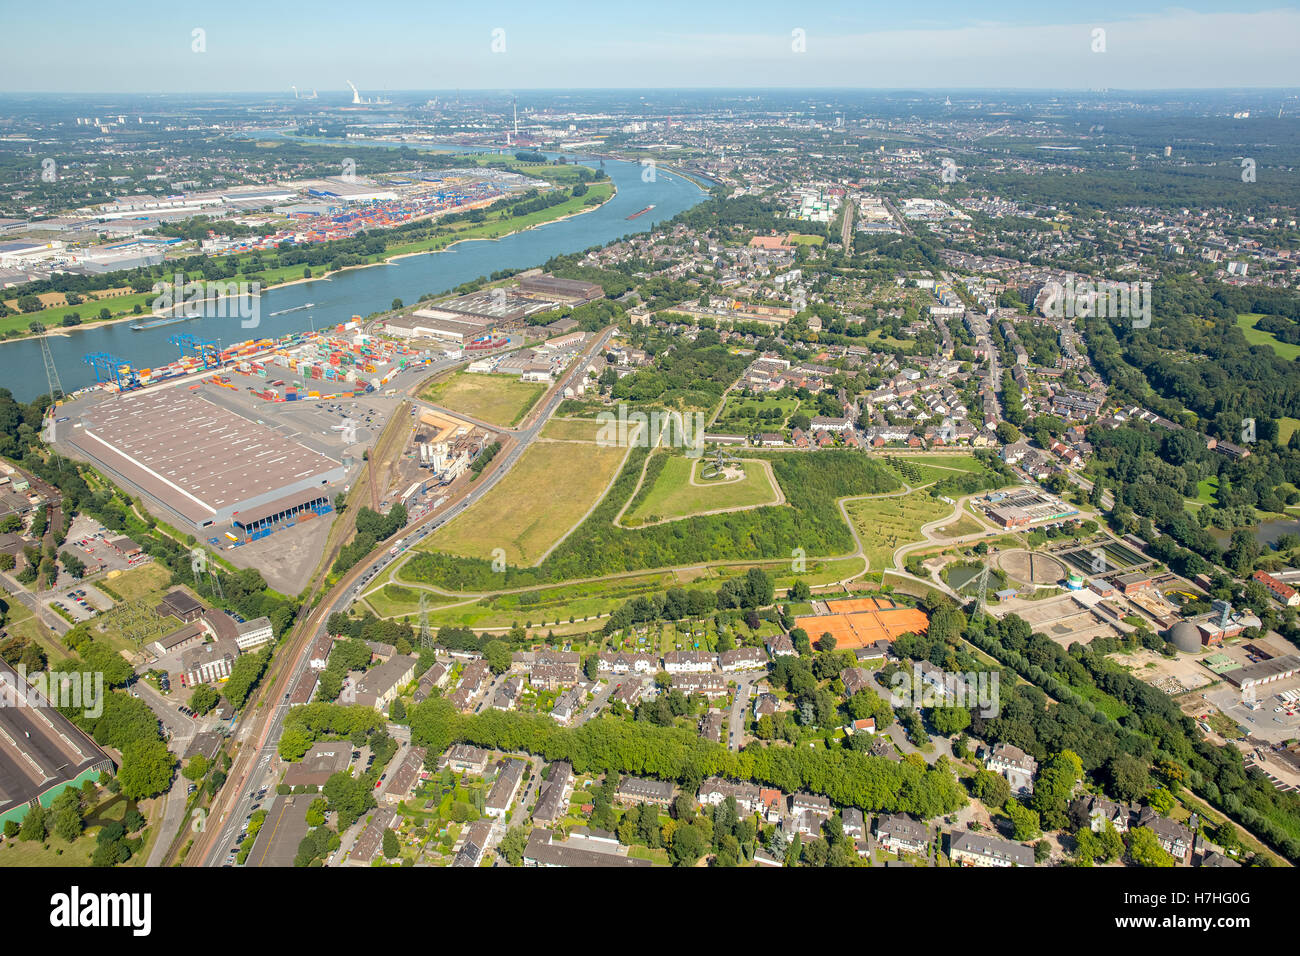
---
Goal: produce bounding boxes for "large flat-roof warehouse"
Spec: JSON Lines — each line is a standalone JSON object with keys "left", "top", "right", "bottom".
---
{"left": 0, "top": 661, "right": 115, "bottom": 828}
{"left": 67, "top": 388, "right": 346, "bottom": 530}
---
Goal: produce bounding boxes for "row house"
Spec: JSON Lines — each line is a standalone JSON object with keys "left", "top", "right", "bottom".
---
{"left": 720, "top": 647, "right": 766, "bottom": 671}
{"left": 949, "top": 831, "right": 1035, "bottom": 867}
{"left": 597, "top": 652, "right": 658, "bottom": 675}
{"left": 809, "top": 415, "right": 853, "bottom": 433}
{"left": 663, "top": 651, "right": 716, "bottom": 674}
{"left": 529, "top": 662, "right": 581, "bottom": 690}
{"left": 413, "top": 662, "right": 450, "bottom": 704}
{"left": 616, "top": 776, "right": 676, "bottom": 808}
{"left": 672, "top": 673, "right": 729, "bottom": 698}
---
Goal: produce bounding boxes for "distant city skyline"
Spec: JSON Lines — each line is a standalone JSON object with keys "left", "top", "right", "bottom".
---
{"left": 4, "top": 1, "right": 1300, "bottom": 93}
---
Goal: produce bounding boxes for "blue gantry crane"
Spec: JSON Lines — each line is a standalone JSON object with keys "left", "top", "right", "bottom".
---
{"left": 168, "top": 333, "right": 222, "bottom": 370}
{"left": 83, "top": 352, "right": 141, "bottom": 391}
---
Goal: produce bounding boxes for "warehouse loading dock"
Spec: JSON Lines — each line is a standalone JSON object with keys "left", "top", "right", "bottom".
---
{"left": 60, "top": 386, "right": 346, "bottom": 534}
{"left": 232, "top": 488, "right": 333, "bottom": 542}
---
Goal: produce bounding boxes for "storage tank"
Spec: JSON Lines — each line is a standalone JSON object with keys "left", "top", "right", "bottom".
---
{"left": 1168, "top": 621, "right": 1202, "bottom": 654}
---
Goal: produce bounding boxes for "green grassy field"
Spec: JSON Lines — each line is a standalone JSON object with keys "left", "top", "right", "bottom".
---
{"left": 1196, "top": 476, "right": 1220, "bottom": 505}
{"left": 102, "top": 563, "right": 172, "bottom": 602}
{"left": 891, "top": 453, "right": 986, "bottom": 474}
{"left": 422, "top": 441, "right": 628, "bottom": 565}
{"left": 623, "top": 455, "right": 782, "bottom": 525}
{"left": 846, "top": 491, "right": 953, "bottom": 571}
{"left": 2, "top": 602, "right": 74, "bottom": 664}
{"left": 883, "top": 453, "right": 985, "bottom": 486}
{"left": 1279, "top": 417, "right": 1300, "bottom": 447}
{"left": 0, "top": 794, "right": 155, "bottom": 867}
{"left": 361, "top": 582, "right": 459, "bottom": 619}
{"left": 406, "top": 549, "right": 868, "bottom": 630}
{"left": 539, "top": 417, "right": 604, "bottom": 442}
{"left": 934, "top": 513, "right": 985, "bottom": 538}
{"left": 1237, "top": 313, "right": 1300, "bottom": 361}
{"left": 421, "top": 372, "right": 546, "bottom": 427}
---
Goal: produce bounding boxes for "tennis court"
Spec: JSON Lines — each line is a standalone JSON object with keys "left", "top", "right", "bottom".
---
{"left": 795, "top": 598, "right": 929, "bottom": 649}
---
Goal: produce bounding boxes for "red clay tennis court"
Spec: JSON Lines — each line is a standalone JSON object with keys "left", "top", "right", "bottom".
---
{"left": 794, "top": 597, "right": 929, "bottom": 649}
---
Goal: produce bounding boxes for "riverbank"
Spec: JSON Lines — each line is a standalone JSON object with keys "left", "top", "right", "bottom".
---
{"left": 0, "top": 181, "right": 616, "bottom": 346}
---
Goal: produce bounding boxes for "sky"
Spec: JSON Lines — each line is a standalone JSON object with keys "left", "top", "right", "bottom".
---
{"left": 4, "top": 1, "right": 1300, "bottom": 92}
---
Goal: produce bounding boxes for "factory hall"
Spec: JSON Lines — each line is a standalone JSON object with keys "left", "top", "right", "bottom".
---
{"left": 64, "top": 387, "right": 346, "bottom": 535}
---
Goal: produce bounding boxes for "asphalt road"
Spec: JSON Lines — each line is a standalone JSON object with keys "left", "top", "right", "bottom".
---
{"left": 727, "top": 672, "right": 761, "bottom": 751}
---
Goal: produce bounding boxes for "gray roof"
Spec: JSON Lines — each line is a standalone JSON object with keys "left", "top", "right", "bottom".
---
{"left": 949, "top": 830, "right": 1034, "bottom": 865}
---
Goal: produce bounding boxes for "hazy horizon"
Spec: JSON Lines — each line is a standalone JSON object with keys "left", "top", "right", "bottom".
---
{"left": 5, "top": 1, "right": 1299, "bottom": 93}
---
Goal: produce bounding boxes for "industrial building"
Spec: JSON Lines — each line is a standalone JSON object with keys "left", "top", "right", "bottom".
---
{"left": 66, "top": 388, "right": 346, "bottom": 533}
{"left": 0, "top": 660, "right": 116, "bottom": 828}
{"left": 513, "top": 274, "right": 605, "bottom": 304}
{"left": 383, "top": 310, "right": 493, "bottom": 344}
{"left": 1223, "top": 654, "right": 1300, "bottom": 694}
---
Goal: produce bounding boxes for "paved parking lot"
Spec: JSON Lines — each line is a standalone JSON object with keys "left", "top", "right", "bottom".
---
{"left": 46, "top": 585, "right": 106, "bottom": 623}
{"left": 56, "top": 513, "right": 151, "bottom": 584}
{"left": 1204, "top": 680, "right": 1300, "bottom": 744}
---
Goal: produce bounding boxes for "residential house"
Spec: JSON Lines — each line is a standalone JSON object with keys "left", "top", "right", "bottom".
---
{"left": 663, "top": 651, "right": 715, "bottom": 674}
{"left": 1069, "top": 794, "right": 1132, "bottom": 835}
{"left": 949, "top": 831, "right": 1034, "bottom": 867}
{"left": 841, "top": 667, "right": 872, "bottom": 697}
{"left": 875, "top": 813, "right": 929, "bottom": 855}
{"left": 1134, "top": 806, "right": 1193, "bottom": 861}
{"left": 453, "top": 820, "right": 493, "bottom": 867}
{"left": 354, "top": 654, "right": 417, "bottom": 713}
{"left": 757, "top": 788, "right": 786, "bottom": 824}
{"left": 532, "top": 761, "right": 574, "bottom": 824}
{"left": 719, "top": 647, "right": 766, "bottom": 671}
{"left": 697, "top": 777, "right": 760, "bottom": 815}
{"left": 443, "top": 744, "right": 490, "bottom": 776}
{"left": 597, "top": 652, "right": 657, "bottom": 675}
{"left": 766, "top": 634, "right": 797, "bottom": 658}
{"left": 381, "top": 746, "right": 427, "bottom": 806}
{"left": 983, "top": 742, "right": 1039, "bottom": 796}
{"left": 493, "top": 675, "right": 524, "bottom": 711}
{"left": 671, "top": 673, "right": 729, "bottom": 698}
{"left": 551, "top": 686, "right": 585, "bottom": 724}
{"left": 615, "top": 776, "right": 675, "bottom": 808}
{"left": 485, "top": 758, "right": 527, "bottom": 819}
{"left": 842, "top": 808, "right": 866, "bottom": 841}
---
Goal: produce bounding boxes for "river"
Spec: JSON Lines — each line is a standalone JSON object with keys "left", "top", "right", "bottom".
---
{"left": 0, "top": 143, "right": 710, "bottom": 401}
